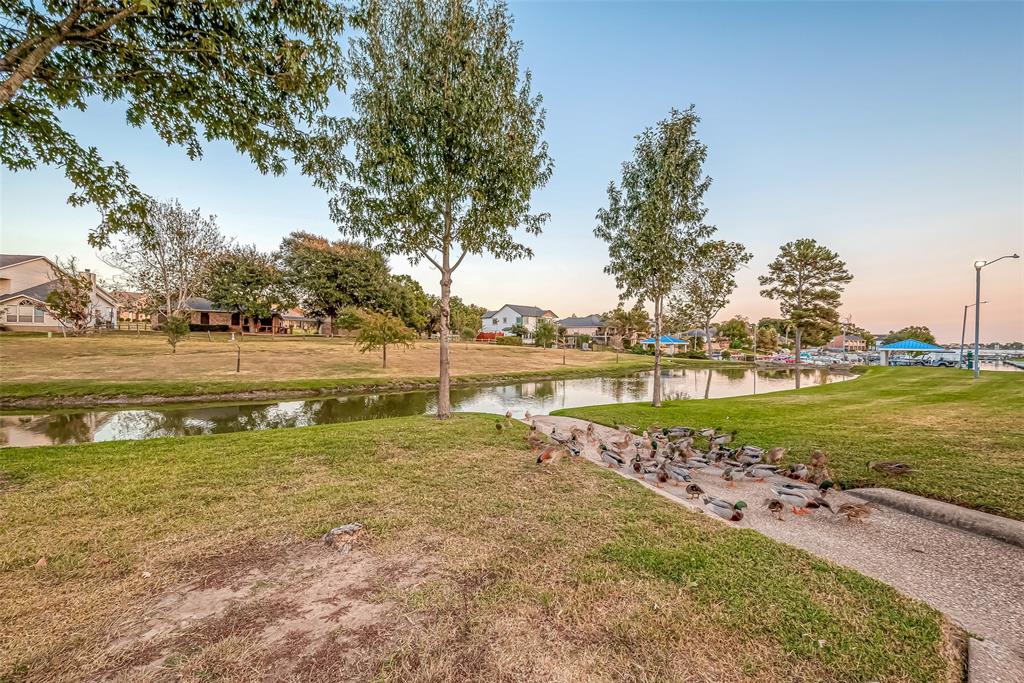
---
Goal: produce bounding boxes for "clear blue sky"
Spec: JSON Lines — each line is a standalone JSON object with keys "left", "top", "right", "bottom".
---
{"left": 2, "top": 0, "right": 1022, "bottom": 341}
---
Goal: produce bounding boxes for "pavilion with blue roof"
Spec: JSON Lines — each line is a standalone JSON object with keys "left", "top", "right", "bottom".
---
{"left": 876, "top": 338, "right": 944, "bottom": 365}
{"left": 639, "top": 335, "right": 689, "bottom": 355}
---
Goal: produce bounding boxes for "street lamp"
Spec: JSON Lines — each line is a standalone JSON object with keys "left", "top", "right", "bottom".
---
{"left": 960, "top": 301, "right": 987, "bottom": 368}
{"left": 972, "top": 254, "right": 1020, "bottom": 379}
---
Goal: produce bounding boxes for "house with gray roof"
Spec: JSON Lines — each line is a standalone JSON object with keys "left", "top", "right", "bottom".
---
{"left": 0, "top": 254, "right": 118, "bottom": 332}
{"left": 480, "top": 304, "right": 558, "bottom": 340}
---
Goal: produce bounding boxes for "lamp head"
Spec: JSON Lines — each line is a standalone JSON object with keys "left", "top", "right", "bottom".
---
{"left": 974, "top": 260, "right": 987, "bottom": 268}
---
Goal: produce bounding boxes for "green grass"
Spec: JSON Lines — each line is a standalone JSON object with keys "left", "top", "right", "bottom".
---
{"left": 0, "top": 415, "right": 959, "bottom": 681}
{"left": 555, "top": 366, "right": 1024, "bottom": 519}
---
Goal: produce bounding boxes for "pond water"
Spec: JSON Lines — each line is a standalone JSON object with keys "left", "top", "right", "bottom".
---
{"left": 1, "top": 368, "right": 849, "bottom": 447}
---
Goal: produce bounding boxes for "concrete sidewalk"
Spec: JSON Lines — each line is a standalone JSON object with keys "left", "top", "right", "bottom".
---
{"left": 534, "top": 415, "right": 1024, "bottom": 683}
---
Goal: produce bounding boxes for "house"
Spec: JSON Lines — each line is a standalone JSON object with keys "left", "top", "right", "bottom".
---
{"left": 681, "top": 328, "right": 728, "bottom": 352}
{"left": 280, "top": 308, "right": 322, "bottom": 334}
{"left": 150, "top": 297, "right": 294, "bottom": 333}
{"left": 827, "top": 334, "right": 867, "bottom": 352}
{"left": 480, "top": 304, "right": 558, "bottom": 340}
{"left": 0, "top": 254, "right": 118, "bottom": 332}
{"left": 112, "top": 291, "right": 150, "bottom": 323}
{"left": 557, "top": 314, "right": 607, "bottom": 343}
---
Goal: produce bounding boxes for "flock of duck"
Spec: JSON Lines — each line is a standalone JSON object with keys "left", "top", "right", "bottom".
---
{"left": 510, "top": 411, "right": 913, "bottom": 524}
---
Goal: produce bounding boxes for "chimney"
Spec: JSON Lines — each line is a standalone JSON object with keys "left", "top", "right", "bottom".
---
{"left": 80, "top": 269, "right": 97, "bottom": 286}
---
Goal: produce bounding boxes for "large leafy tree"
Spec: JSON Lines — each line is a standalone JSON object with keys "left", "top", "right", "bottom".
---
{"left": 385, "top": 274, "right": 433, "bottom": 335}
{"left": 277, "top": 231, "right": 394, "bottom": 335}
{"left": 1, "top": 1, "right": 346, "bottom": 244}
{"left": 884, "top": 325, "right": 936, "bottom": 346}
{"left": 717, "top": 316, "right": 752, "bottom": 349}
{"left": 601, "top": 302, "right": 650, "bottom": 350}
{"left": 595, "top": 106, "right": 714, "bottom": 407}
{"left": 759, "top": 238, "right": 853, "bottom": 387}
{"left": 333, "top": 0, "right": 552, "bottom": 418}
{"left": 206, "top": 245, "right": 293, "bottom": 333}
{"left": 670, "top": 239, "right": 751, "bottom": 364}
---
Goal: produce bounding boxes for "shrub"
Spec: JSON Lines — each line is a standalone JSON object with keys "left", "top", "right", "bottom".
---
{"left": 188, "top": 324, "right": 230, "bottom": 332}
{"left": 720, "top": 349, "right": 732, "bottom": 360}
{"left": 163, "top": 315, "right": 191, "bottom": 354}
{"left": 683, "top": 350, "right": 708, "bottom": 359}
{"left": 495, "top": 335, "right": 522, "bottom": 346}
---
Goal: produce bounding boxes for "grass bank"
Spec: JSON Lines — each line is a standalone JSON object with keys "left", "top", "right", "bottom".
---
{"left": 0, "top": 415, "right": 959, "bottom": 682}
{"left": 555, "top": 366, "right": 1024, "bottom": 520}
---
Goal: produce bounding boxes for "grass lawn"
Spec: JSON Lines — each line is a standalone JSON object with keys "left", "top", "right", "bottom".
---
{"left": 0, "top": 334, "right": 659, "bottom": 404}
{"left": 556, "top": 366, "right": 1024, "bottom": 520}
{"left": 0, "top": 415, "right": 960, "bottom": 682}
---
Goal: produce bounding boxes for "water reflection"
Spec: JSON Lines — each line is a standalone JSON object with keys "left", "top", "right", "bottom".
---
{"left": 1, "top": 368, "right": 849, "bottom": 447}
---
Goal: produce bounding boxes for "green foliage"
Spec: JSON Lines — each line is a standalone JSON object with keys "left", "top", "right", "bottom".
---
{"left": 509, "top": 322, "right": 529, "bottom": 337}
{"left": 42, "top": 256, "right": 93, "bottom": 335}
{"left": 756, "top": 325, "right": 780, "bottom": 353}
{"left": 602, "top": 302, "right": 651, "bottom": 350}
{"left": 162, "top": 314, "right": 191, "bottom": 353}
{"left": 717, "top": 316, "right": 752, "bottom": 349}
{"left": 594, "top": 106, "right": 714, "bottom": 405}
{"left": 759, "top": 239, "right": 853, "bottom": 359}
{"left": 670, "top": 239, "right": 752, "bottom": 340}
{"left": 495, "top": 335, "right": 523, "bottom": 346}
{"left": 387, "top": 275, "right": 432, "bottom": 334}
{"left": 719, "top": 349, "right": 732, "bottom": 360}
{"left": 533, "top": 317, "right": 557, "bottom": 348}
{"left": 1, "top": 1, "right": 347, "bottom": 244}
{"left": 334, "top": 0, "right": 552, "bottom": 415}
{"left": 884, "top": 325, "right": 937, "bottom": 346}
{"left": 576, "top": 333, "right": 593, "bottom": 346}
{"left": 206, "top": 246, "right": 293, "bottom": 332}
{"left": 354, "top": 310, "right": 416, "bottom": 368}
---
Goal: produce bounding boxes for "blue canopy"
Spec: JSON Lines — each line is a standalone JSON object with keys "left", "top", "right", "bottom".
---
{"left": 877, "top": 339, "right": 944, "bottom": 351}
{"left": 640, "top": 335, "right": 689, "bottom": 345}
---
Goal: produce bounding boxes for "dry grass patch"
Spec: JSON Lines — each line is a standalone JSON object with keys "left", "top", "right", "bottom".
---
{"left": 0, "top": 415, "right": 961, "bottom": 681}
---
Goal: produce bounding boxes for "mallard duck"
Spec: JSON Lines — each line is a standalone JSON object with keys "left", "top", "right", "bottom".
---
{"left": 831, "top": 502, "right": 873, "bottom": 522}
{"left": 524, "top": 410, "right": 532, "bottom": 421}
{"left": 765, "top": 498, "right": 785, "bottom": 520}
{"left": 613, "top": 431, "right": 633, "bottom": 450}
{"left": 665, "top": 426, "right": 696, "bottom": 438}
{"left": 868, "top": 461, "right": 916, "bottom": 476}
{"left": 710, "top": 431, "right": 735, "bottom": 446}
{"left": 536, "top": 445, "right": 561, "bottom": 465}
{"left": 697, "top": 427, "right": 717, "bottom": 438}
{"left": 586, "top": 422, "right": 596, "bottom": 443}
{"left": 600, "top": 444, "right": 624, "bottom": 468}
{"left": 495, "top": 420, "right": 505, "bottom": 432}
{"left": 809, "top": 450, "right": 828, "bottom": 469}
{"left": 744, "top": 464, "right": 781, "bottom": 481}
{"left": 765, "top": 447, "right": 786, "bottom": 465}
{"left": 737, "top": 450, "right": 763, "bottom": 466}
{"left": 779, "top": 480, "right": 834, "bottom": 496}
{"left": 684, "top": 456, "right": 711, "bottom": 469}
{"left": 684, "top": 482, "right": 704, "bottom": 499}
{"left": 721, "top": 466, "right": 744, "bottom": 487}
{"left": 703, "top": 496, "right": 747, "bottom": 521}
{"left": 664, "top": 463, "right": 692, "bottom": 484}
{"left": 643, "top": 469, "right": 669, "bottom": 488}
{"left": 785, "top": 463, "right": 810, "bottom": 481}
{"left": 770, "top": 486, "right": 825, "bottom": 515}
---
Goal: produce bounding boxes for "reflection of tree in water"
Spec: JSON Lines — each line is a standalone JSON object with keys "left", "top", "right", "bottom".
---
{"left": 12, "top": 411, "right": 116, "bottom": 445}
{"left": 301, "top": 391, "right": 433, "bottom": 423}
{"left": 717, "top": 368, "right": 748, "bottom": 382}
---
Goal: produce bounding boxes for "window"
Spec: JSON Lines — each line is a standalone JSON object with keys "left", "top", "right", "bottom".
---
{"left": 34, "top": 307, "right": 44, "bottom": 323}
{"left": 492, "top": 318, "right": 498, "bottom": 325}
{"left": 6, "top": 303, "right": 43, "bottom": 323}
{"left": 5, "top": 306, "right": 14, "bottom": 323}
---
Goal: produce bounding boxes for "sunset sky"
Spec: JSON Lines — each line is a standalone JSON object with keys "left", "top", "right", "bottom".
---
{"left": 2, "top": 1, "right": 1021, "bottom": 342}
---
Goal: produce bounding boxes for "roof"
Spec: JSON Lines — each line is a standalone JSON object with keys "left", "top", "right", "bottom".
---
{"left": 482, "top": 310, "right": 498, "bottom": 318}
{"left": 0, "top": 279, "right": 60, "bottom": 303}
{"left": 877, "top": 339, "right": 944, "bottom": 351}
{"left": 183, "top": 297, "right": 233, "bottom": 313}
{"left": 640, "top": 335, "right": 690, "bottom": 345}
{"left": 0, "top": 254, "right": 46, "bottom": 269}
{"left": 500, "top": 304, "right": 549, "bottom": 317}
{"left": 681, "top": 328, "right": 718, "bottom": 338}
{"left": 558, "top": 314, "right": 604, "bottom": 328}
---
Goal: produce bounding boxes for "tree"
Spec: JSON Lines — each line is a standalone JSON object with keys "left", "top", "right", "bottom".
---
{"left": 756, "top": 325, "right": 780, "bottom": 353}
{"left": 447, "top": 296, "right": 486, "bottom": 340}
{"left": 758, "top": 317, "right": 793, "bottom": 348}
{"left": 355, "top": 310, "right": 416, "bottom": 368}
{"left": 717, "top": 316, "right": 752, "bottom": 349}
{"left": 533, "top": 318, "right": 557, "bottom": 348}
{"left": 386, "top": 275, "right": 433, "bottom": 335}
{"left": 759, "top": 239, "right": 853, "bottom": 387}
{"left": 162, "top": 314, "right": 190, "bottom": 353}
{"left": 595, "top": 107, "right": 714, "bottom": 406}
{"left": 841, "top": 320, "right": 875, "bottom": 350}
{"left": 100, "top": 198, "right": 226, "bottom": 341}
{"left": 602, "top": 303, "right": 651, "bottom": 350}
{"left": 884, "top": 325, "right": 936, "bottom": 346}
{"left": 1, "top": 1, "right": 346, "bottom": 244}
{"left": 670, "top": 239, "right": 752, "bottom": 363}
{"left": 277, "top": 232, "right": 394, "bottom": 335}
{"left": 206, "top": 246, "right": 293, "bottom": 333}
{"left": 333, "top": 0, "right": 552, "bottom": 417}
{"left": 43, "top": 256, "right": 93, "bottom": 335}
{"left": 508, "top": 322, "right": 528, "bottom": 338}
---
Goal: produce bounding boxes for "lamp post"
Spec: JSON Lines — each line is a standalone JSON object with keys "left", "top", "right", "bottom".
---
{"left": 959, "top": 301, "right": 987, "bottom": 369}
{"left": 972, "top": 254, "right": 1020, "bottom": 379}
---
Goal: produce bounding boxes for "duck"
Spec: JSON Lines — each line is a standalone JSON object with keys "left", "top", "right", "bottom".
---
{"left": 495, "top": 420, "right": 504, "bottom": 432}
{"left": 697, "top": 427, "right": 717, "bottom": 438}
{"left": 602, "top": 447, "right": 625, "bottom": 469}
{"left": 765, "top": 447, "right": 786, "bottom": 465}
{"left": 809, "top": 450, "right": 828, "bottom": 469}
{"left": 536, "top": 445, "right": 561, "bottom": 465}
{"left": 703, "top": 496, "right": 747, "bottom": 521}
{"left": 721, "top": 466, "right": 744, "bottom": 487}
{"left": 643, "top": 469, "right": 669, "bottom": 488}
{"left": 744, "top": 464, "right": 781, "bottom": 482}
{"left": 586, "top": 422, "right": 596, "bottom": 443}
{"left": 779, "top": 480, "right": 834, "bottom": 497}
{"left": 684, "top": 456, "right": 711, "bottom": 470}
{"left": 736, "top": 450, "right": 763, "bottom": 466}
{"left": 665, "top": 426, "right": 696, "bottom": 438}
{"left": 765, "top": 498, "right": 785, "bottom": 520}
{"left": 831, "top": 502, "right": 873, "bottom": 522}
{"left": 770, "top": 486, "right": 826, "bottom": 515}
{"left": 785, "top": 463, "right": 810, "bottom": 481}
{"left": 868, "top": 461, "right": 916, "bottom": 476}
{"left": 710, "top": 431, "right": 736, "bottom": 446}
{"left": 524, "top": 410, "right": 532, "bottom": 421}
{"left": 664, "top": 463, "right": 692, "bottom": 485}
{"left": 685, "top": 482, "right": 705, "bottom": 499}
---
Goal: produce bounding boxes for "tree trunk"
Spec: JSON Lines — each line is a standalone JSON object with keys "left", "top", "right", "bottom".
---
{"left": 652, "top": 296, "right": 662, "bottom": 408}
{"left": 794, "top": 327, "right": 802, "bottom": 389}
{"left": 249, "top": 316, "right": 259, "bottom": 334}
{"left": 382, "top": 343, "right": 388, "bottom": 369}
{"left": 437, "top": 268, "right": 452, "bottom": 418}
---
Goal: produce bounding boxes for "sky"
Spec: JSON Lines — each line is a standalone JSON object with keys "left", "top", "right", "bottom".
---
{"left": 1, "top": 1, "right": 1022, "bottom": 343}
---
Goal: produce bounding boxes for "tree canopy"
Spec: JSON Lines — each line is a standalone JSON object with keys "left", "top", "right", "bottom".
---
{"left": 670, "top": 239, "right": 751, "bottom": 357}
{"left": 1, "top": 0, "right": 346, "bottom": 244}
{"left": 533, "top": 317, "right": 557, "bottom": 348}
{"left": 334, "top": 0, "right": 552, "bottom": 417}
{"left": 595, "top": 106, "right": 714, "bottom": 406}
{"left": 354, "top": 310, "right": 416, "bottom": 368}
{"left": 717, "top": 316, "right": 752, "bottom": 349}
{"left": 884, "top": 325, "right": 937, "bottom": 346}
{"left": 206, "top": 246, "right": 293, "bottom": 332}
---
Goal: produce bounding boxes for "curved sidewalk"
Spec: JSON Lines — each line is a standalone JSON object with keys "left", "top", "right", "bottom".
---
{"left": 534, "top": 415, "right": 1024, "bottom": 683}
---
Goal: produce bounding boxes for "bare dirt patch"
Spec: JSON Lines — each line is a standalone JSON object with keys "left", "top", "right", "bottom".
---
{"left": 102, "top": 542, "right": 432, "bottom": 682}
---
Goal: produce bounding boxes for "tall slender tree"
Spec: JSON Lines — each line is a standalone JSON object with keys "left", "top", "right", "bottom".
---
{"left": 595, "top": 107, "right": 714, "bottom": 407}
{"left": 1, "top": 1, "right": 347, "bottom": 244}
{"left": 759, "top": 238, "right": 853, "bottom": 387}
{"left": 333, "top": 0, "right": 552, "bottom": 418}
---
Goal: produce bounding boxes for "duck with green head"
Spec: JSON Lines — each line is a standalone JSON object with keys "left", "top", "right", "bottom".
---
{"left": 703, "top": 496, "right": 747, "bottom": 521}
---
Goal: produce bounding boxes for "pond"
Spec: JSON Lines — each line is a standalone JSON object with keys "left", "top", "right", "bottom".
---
{"left": 0, "top": 367, "right": 850, "bottom": 447}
